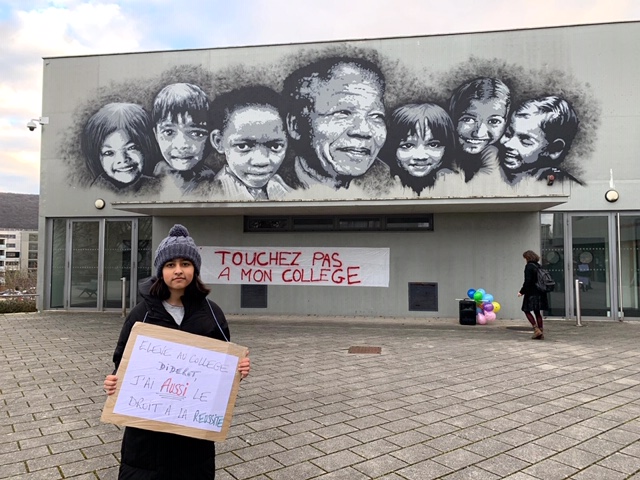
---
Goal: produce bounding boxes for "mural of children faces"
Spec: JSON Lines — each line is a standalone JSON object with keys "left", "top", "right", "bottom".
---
{"left": 499, "top": 95, "right": 581, "bottom": 184}
{"left": 449, "top": 78, "right": 510, "bottom": 155}
{"left": 152, "top": 83, "right": 211, "bottom": 172}
{"left": 81, "top": 103, "right": 156, "bottom": 190}
{"left": 284, "top": 58, "right": 387, "bottom": 189}
{"left": 389, "top": 103, "right": 456, "bottom": 180}
{"left": 210, "top": 86, "right": 291, "bottom": 199}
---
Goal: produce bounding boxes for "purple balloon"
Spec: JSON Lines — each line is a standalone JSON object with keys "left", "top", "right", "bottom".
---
{"left": 483, "top": 303, "right": 494, "bottom": 312}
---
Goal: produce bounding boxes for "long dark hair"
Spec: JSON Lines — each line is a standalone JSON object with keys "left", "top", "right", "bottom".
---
{"left": 149, "top": 275, "right": 210, "bottom": 300}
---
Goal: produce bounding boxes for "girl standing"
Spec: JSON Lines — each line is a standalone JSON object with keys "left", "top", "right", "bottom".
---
{"left": 103, "top": 224, "right": 250, "bottom": 479}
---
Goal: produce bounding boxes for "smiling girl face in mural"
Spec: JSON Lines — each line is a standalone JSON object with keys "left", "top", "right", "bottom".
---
{"left": 455, "top": 97, "right": 508, "bottom": 154}
{"left": 382, "top": 102, "right": 456, "bottom": 193}
{"left": 81, "top": 102, "right": 156, "bottom": 190}
{"left": 212, "top": 105, "right": 287, "bottom": 188}
{"left": 155, "top": 112, "right": 209, "bottom": 171}
{"left": 396, "top": 126, "right": 445, "bottom": 177}
{"left": 99, "top": 130, "right": 144, "bottom": 184}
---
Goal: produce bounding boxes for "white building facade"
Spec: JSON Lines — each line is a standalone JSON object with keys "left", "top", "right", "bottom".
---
{"left": 36, "top": 22, "right": 640, "bottom": 321}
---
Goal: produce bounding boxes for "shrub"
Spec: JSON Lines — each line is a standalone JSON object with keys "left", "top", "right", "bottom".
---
{"left": 0, "top": 298, "right": 37, "bottom": 313}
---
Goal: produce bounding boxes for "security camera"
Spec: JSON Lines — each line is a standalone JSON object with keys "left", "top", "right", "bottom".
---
{"left": 27, "top": 117, "right": 48, "bottom": 131}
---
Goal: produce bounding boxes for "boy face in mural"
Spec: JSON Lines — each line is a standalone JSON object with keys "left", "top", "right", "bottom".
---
{"left": 395, "top": 126, "right": 446, "bottom": 177}
{"left": 155, "top": 112, "right": 209, "bottom": 171}
{"left": 292, "top": 63, "right": 387, "bottom": 180}
{"left": 211, "top": 105, "right": 288, "bottom": 188}
{"left": 456, "top": 98, "right": 508, "bottom": 155}
{"left": 500, "top": 107, "right": 564, "bottom": 172}
{"left": 99, "top": 130, "right": 144, "bottom": 184}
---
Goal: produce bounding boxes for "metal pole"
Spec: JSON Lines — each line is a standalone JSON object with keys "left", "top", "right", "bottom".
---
{"left": 575, "top": 278, "right": 583, "bottom": 327}
{"left": 121, "top": 277, "right": 127, "bottom": 318}
{"left": 616, "top": 213, "right": 624, "bottom": 322}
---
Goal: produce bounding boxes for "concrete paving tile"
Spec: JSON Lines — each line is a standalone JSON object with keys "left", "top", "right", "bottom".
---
{"left": 552, "top": 447, "right": 604, "bottom": 469}
{"left": 597, "top": 451, "right": 640, "bottom": 475}
{"left": 312, "top": 466, "right": 369, "bottom": 479}
{"left": 440, "top": 465, "right": 501, "bottom": 479}
{"left": 570, "top": 463, "right": 628, "bottom": 479}
{"left": 353, "top": 453, "right": 409, "bottom": 478}
{"left": 266, "top": 461, "right": 325, "bottom": 480}
{"left": 224, "top": 456, "right": 284, "bottom": 479}
{"left": 270, "top": 445, "right": 324, "bottom": 466}
{"left": 477, "top": 453, "right": 530, "bottom": 477}
{"left": 396, "top": 459, "right": 453, "bottom": 479}
{"left": 386, "top": 430, "right": 432, "bottom": 448}
{"left": 311, "top": 449, "right": 365, "bottom": 472}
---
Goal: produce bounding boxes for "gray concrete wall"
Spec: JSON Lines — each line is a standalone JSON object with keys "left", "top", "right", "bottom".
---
{"left": 154, "top": 212, "right": 539, "bottom": 319}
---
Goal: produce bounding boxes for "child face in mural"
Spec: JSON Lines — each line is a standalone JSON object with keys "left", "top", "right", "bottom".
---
{"left": 306, "top": 64, "right": 387, "bottom": 178}
{"left": 211, "top": 105, "right": 287, "bottom": 188}
{"left": 99, "top": 130, "right": 144, "bottom": 184}
{"left": 500, "top": 109, "right": 552, "bottom": 171}
{"left": 395, "top": 125, "right": 446, "bottom": 177}
{"left": 456, "top": 98, "right": 508, "bottom": 154}
{"left": 155, "top": 112, "right": 209, "bottom": 171}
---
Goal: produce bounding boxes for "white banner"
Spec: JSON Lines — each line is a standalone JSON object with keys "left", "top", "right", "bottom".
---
{"left": 199, "top": 247, "right": 389, "bottom": 287}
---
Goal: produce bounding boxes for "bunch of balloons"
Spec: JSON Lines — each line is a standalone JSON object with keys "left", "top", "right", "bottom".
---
{"left": 467, "top": 288, "right": 501, "bottom": 325}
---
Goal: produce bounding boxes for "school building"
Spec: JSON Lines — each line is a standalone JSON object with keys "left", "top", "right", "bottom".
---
{"left": 36, "top": 21, "right": 640, "bottom": 321}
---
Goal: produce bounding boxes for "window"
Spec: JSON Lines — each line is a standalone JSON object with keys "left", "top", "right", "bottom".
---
{"left": 28, "top": 252, "right": 38, "bottom": 259}
{"left": 246, "top": 214, "right": 434, "bottom": 232}
{"left": 29, "top": 242, "right": 38, "bottom": 251}
{"left": 29, "top": 234, "right": 38, "bottom": 242}
{"left": 6, "top": 251, "right": 20, "bottom": 258}
{"left": 28, "top": 261, "right": 37, "bottom": 269}
{"left": 6, "top": 243, "right": 16, "bottom": 248}
{"left": 0, "top": 234, "right": 16, "bottom": 239}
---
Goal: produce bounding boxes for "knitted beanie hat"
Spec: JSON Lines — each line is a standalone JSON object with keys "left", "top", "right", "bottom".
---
{"left": 154, "top": 224, "right": 202, "bottom": 279}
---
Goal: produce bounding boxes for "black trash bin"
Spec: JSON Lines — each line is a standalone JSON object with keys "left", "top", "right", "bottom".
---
{"left": 459, "top": 299, "right": 476, "bottom": 325}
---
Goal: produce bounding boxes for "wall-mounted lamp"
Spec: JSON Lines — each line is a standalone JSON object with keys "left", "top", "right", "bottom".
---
{"left": 546, "top": 174, "right": 555, "bottom": 186}
{"left": 605, "top": 189, "right": 619, "bottom": 203}
{"left": 26, "top": 117, "right": 49, "bottom": 131}
{"left": 94, "top": 198, "right": 106, "bottom": 210}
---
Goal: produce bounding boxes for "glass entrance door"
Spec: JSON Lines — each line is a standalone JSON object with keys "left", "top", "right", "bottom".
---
{"left": 69, "top": 221, "right": 101, "bottom": 308}
{"left": 50, "top": 218, "right": 152, "bottom": 310}
{"left": 619, "top": 215, "right": 640, "bottom": 318}
{"left": 570, "top": 215, "right": 612, "bottom": 317}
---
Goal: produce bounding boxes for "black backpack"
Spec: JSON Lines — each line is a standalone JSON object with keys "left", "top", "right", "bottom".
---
{"left": 536, "top": 265, "right": 555, "bottom": 293}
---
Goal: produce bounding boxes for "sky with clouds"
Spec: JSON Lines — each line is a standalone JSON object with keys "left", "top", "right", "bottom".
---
{"left": 1, "top": 0, "right": 638, "bottom": 194}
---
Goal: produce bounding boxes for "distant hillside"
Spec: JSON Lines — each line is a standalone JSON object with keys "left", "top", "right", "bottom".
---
{"left": 0, "top": 193, "right": 39, "bottom": 230}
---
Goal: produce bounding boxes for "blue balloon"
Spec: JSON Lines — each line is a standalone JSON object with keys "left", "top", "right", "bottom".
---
{"left": 477, "top": 288, "right": 486, "bottom": 296}
{"left": 467, "top": 289, "right": 476, "bottom": 298}
{"left": 483, "top": 293, "right": 494, "bottom": 303}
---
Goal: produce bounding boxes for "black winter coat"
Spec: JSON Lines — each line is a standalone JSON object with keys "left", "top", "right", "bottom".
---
{"left": 519, "top": 261, "right": 548, "bottom": 312}
{"left": 113, "top": 279, "right": 230, "bottom": 480}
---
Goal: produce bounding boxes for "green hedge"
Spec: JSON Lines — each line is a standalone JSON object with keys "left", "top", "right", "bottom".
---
{"left": 0, "top": 298, "right": 37, "bottom": 313}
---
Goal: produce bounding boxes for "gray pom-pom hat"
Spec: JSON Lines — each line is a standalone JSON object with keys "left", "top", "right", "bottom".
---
{"left": 154, "top": 224, "right": 202, "bottom": 278}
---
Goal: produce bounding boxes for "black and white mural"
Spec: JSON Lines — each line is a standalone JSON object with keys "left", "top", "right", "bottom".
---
{"left": 61, "top": 45, "right": 599, "bottom": 201}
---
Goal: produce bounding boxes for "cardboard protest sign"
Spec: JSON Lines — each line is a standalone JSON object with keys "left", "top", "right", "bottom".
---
{"left": 101, "top": 322, "right": 247, "bottom": 441}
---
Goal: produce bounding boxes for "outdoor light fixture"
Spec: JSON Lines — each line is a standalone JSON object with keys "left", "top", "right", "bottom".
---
{"left": 94, "top": 198, "right": 106, "bottom": 209}
{"left": 546, "top": 174, "right": 555, "bottom": 186}
{"left": 605, "top": 189, "right": 619, "bottom": 203}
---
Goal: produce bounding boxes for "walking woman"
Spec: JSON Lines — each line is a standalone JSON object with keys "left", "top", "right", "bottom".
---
{"left": 517, "top": 250, "right": 548, "bottom": 339}
{"left": 103, "top": 224, "right": 250, "bottom": 479}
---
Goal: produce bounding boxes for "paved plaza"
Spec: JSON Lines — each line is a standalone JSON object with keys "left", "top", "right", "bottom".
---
{"left": 1, "top": 311, "right": 640, "bottom": 479}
